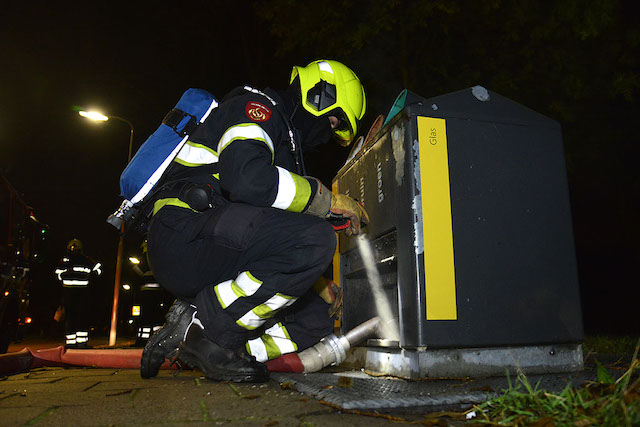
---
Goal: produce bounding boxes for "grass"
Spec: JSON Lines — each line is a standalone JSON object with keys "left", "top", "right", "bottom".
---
{"left": 583, "top": 335, "right": 638, "bottom": 355}
{"left": 471, "top": 338, "right": 640, "bottom": 426}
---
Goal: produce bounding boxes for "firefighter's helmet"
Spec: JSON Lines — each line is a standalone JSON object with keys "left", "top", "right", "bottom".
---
{"left": 290, "top": 60, "right": 366, "bottom": 146}
{"left": 67, "top": 239, "right": 83, "bottom": 253}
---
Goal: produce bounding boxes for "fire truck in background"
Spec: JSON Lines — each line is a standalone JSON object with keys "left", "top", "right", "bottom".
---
{"left": 0, "top": 175, "right": 49, "bottom": 353}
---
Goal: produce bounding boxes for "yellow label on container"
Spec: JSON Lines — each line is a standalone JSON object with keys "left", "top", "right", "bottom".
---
{"left": 417, "top": 117, "right": 457, "bottom": 320}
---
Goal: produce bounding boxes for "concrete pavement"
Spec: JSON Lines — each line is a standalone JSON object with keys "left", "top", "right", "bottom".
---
{"left": 1, "top": 366, "right": 408, "bottom": 426}
{"left": 0, "top": 335, "right": 623, "bottom": 426}
{"left": 0, "top": 336, "right": 437, "bottom": 425}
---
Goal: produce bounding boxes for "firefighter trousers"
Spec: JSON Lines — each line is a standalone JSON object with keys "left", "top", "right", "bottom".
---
{"left": 62, "top": 286, "right": 91, "bottom": 346}
{"left": 147, "top": 198, "right": 336, "bottom": 356}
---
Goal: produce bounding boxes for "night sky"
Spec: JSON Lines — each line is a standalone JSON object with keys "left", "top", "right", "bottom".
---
{"left": 2, "top": 2, "right": 638, "bottom": 336}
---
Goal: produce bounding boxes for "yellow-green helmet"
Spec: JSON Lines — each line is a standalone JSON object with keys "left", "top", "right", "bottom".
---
{"left": 290, "top": 60, "right": 366, "bottom": 146}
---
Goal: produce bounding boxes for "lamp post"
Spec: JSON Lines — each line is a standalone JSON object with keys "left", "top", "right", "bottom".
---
{"left": 79, "top": 109, "right": 134, "bottom": 346}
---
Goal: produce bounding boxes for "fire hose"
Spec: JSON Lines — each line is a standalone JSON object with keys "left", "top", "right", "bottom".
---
{"left": 0, "top": 317, "right": 383, "bottom": 376}
{"left": 265, "top": 317, "right": 382, "bottom": 373}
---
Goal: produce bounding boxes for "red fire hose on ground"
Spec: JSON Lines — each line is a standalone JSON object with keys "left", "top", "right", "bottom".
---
{"left": 0, "top": 317, "right": 382, "bottom": 377}
{"left": 0, "top": 346, "right": 172, "bottom": 377}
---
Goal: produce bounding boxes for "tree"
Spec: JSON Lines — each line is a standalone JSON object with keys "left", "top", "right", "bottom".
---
{"left": 256, "top": 0, "right": 640, "bottom": 333}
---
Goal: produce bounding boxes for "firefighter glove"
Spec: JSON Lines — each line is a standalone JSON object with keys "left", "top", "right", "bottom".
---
{"left": 312, "top": 276, "right": 343, "bottom": 318}
{"left": 330, "top": 193, "right": 369, "bottom": 236}
{"left": 304, "top": 177, "right": 370, "bottom": 235}
{"left": 304, "top": 177, "right": 332, "bottom": 217}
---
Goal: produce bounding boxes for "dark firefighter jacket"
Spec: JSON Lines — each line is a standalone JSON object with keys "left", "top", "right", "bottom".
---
{"left": 54, "top": 254, "right": 102, "bottom": 287}
{"left": 153, "top": 86, "right": 320, "bottom": 215}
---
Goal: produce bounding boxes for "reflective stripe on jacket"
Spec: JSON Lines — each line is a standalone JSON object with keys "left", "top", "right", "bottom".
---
{"left": 55, "top": 254, "right": 100, "bottom": 287}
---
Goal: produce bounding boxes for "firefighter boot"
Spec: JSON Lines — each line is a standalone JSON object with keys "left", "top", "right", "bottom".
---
{"left": 140, "top": 299, "right": 196, "bottom": 379}
{"left": 177, "top": 323, "right": 269, "bottom": 383}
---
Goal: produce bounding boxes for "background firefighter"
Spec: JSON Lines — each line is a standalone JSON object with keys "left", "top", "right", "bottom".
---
{"left": 141, "top": 60, "right": 368, "bottom": 383}
{"left": 54, "top": 238, "right": 102, "bottom": 348}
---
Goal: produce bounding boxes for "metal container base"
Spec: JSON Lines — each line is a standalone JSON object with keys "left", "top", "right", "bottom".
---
{"left": 365, "top": 343, "right": 584, "bottom": 379}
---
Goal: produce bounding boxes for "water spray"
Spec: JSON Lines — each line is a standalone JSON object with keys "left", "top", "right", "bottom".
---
{"left": 355, "top": 234, "right": 401, "bottom": 341}
{"left": 265, "top": 233, "right": 402, "bottom": 373}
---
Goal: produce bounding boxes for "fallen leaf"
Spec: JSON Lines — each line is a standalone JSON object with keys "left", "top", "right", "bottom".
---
{"left": 425, "top": 411, "right": 467, "bottom": 420}
{"left": 242, "top": 394, "right": 260, "bottom": 400}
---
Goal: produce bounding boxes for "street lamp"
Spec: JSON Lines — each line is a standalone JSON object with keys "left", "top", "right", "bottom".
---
{"left": 79, "top": 109, "right": 134, "bottom": 346}
{"left": 79, "top": 110, "right": 135, "bottom": 164}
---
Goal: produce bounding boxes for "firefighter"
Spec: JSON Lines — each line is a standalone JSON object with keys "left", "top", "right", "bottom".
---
{"left": 141, "top": 60, "right": 368, "bottom": 382}
{"left": 54, "top": 238, "right": 102, "bottom": 348}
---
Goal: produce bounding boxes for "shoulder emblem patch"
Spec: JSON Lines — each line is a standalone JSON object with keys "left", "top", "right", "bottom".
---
{"left": 245, "top": 102, "right": 272, "bottom": 122}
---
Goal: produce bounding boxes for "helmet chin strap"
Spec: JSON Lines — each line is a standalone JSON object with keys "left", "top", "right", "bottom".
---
{"left": 290, "top": 103, "right": 334, "bottom": 153}
{"left": 288, "top": 100, "right": 300, "bottom": 127}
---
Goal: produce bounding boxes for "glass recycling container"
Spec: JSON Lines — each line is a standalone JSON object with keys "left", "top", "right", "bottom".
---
{"left": 333, "top": 87, "right": 584, "bottom": 377}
